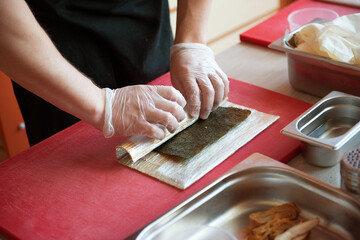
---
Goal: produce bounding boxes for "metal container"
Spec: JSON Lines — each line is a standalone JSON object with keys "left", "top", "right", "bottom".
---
{"left": 130, "top": 167, "right": 360, "bottom": 240}
{"left": 281, "top": 91, "right": 360, "bottom": 167}
{"left": 269, "top": 27, "right": 360, "bottom": 98}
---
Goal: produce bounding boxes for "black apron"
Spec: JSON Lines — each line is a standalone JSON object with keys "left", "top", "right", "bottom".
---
{"left": 13, "top": 0, "right": 173, "bottom": 145}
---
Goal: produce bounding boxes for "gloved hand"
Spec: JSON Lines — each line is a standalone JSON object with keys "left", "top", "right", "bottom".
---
{"left": 102, "top": 85, "right": 186, "bottom": 139}
{"left": 170, "top": 43, "right": 229, "bottom": 119}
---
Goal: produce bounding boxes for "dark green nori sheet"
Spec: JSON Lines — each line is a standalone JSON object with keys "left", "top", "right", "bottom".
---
{"left": 154, "top": 107, "right": 251, "bottom": 159}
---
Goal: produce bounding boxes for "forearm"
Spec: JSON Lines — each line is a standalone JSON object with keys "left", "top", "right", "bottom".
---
{"left": 0, "top": 0, "right": 105, "bottom": 130}
{"left": 174, "top": 0, "right": 212, "bottom": 44}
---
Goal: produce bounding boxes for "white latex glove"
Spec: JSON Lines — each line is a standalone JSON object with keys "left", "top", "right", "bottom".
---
{"left": 170, "top": 43, "right": 229, "bottom": 119}
{"left": 103, "top": 85, "right": 186, "bottom": 139}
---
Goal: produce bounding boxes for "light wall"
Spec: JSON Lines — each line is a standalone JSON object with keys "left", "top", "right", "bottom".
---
{"left": 169, "top": 0, "right": 292, "bottom": 54}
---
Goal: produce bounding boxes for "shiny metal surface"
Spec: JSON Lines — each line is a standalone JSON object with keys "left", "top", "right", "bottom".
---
{"left": 134, "top": 167, "right": 360, "bottom": 240}
{"left": 281, "top": 91, "right": 360, "bottom": 167}
{"left": 269, "top": 28, "right": 360, "bottom": 98}
{"left": 341, "top": 148, "right": 360, "bottom": 198}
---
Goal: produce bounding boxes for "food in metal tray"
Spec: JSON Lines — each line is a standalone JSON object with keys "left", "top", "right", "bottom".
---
{"left": 275, "top": 218, "right": 320, "bottom": 240}
{"left": 244, "top": 203, "right": 319, "bottom": 240}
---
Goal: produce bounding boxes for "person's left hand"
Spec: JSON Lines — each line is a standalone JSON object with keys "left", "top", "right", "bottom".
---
{"left": 170, "top": 43, "right": 229, "bottom": 119}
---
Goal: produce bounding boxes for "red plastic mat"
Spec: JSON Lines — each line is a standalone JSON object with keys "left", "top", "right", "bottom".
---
{"left": 0, "top": 73, "right": 311, "bottom": 240}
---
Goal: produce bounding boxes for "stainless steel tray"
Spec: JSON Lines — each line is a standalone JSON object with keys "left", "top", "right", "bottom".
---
{"left": 281, "top": 91, "right": 360, "bottom": 167}
{"left": 269, "top": 25, "right": 360, "bottom": 98}
{"left": 132, "top": 167, "right": 360, "bottom": 240}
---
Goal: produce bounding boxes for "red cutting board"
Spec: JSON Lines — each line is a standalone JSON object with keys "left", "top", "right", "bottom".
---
{"left": 240, "top": 0, "right": 360, "bottom": 47}
{"left": 0, "top": 73, "right": 311, "bottom": 240}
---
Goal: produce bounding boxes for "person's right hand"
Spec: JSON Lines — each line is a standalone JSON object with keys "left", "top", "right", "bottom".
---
{"left": 102, "top": 85, "right": 187, "bottom": 139}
